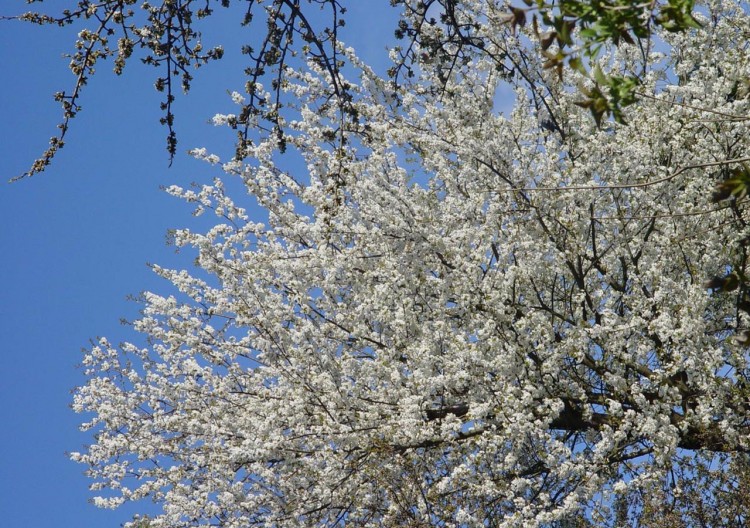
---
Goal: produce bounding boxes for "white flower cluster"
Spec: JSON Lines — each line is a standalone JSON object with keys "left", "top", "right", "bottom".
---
{"left": 74, "top": 1, "right": 750, "bottom": 526}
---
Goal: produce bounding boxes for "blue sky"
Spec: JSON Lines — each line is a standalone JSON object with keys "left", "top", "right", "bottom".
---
{"left": 0, "top": 3, "right": 396, "bottom": 526}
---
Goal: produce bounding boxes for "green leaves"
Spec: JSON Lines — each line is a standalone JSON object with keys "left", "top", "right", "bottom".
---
{"left": 575, "top": 84, "right": 611, "bottom": 127}
{"left": 575, "top": 73, "right": 639, "bottom": 126}
{"left": 502, "top": 0, "right": 702, "bottom": 125}
{"left": 712, "top": 165, "right": 750, "bottom": 203}
{"left": 606, "top": 74, "right": 639, "bottom": 122}
{"left": 657, "top": 0, "right": 702, "bottom": 32}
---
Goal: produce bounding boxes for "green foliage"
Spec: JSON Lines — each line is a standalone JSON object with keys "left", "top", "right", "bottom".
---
{"left": 712, "top": 165, "right": 750, "bottom": 203}
{"left": 575, "top": 70, "right": 639, "bottom": 125}
{"left": 505, "top": 0, "right": 701, "bottom": 124}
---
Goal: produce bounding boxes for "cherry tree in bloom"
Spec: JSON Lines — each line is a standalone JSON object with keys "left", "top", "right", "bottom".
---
{"left": 71, "top": 0, "right": 750, "bottom": 526}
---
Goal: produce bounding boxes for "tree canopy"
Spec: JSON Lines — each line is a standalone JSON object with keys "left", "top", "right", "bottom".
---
{"left": 10, "top": 0, "right": 750, "bottom": 526}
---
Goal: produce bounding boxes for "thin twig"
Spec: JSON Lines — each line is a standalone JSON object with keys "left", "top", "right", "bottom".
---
{"left": 595, "top": 201, "right": 739, "bottom": 221}
{"left": 491, "top": 156, "right": 750, "bottom": 193}
{"left": 636, "top": 91, "right": 750, "bottom": 121}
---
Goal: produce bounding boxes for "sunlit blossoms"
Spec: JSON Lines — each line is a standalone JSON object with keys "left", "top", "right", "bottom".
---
{"left": 72, "top": 1, "right": 750, "bottom": 526}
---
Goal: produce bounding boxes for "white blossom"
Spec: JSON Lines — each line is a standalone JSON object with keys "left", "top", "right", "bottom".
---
{"left": 73, "top": 1, "right": 750, "bottom": 526}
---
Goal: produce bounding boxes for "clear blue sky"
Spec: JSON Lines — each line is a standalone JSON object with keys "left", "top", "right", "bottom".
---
{"left": 0, "top": 3, "right": 396, "bottom": 526}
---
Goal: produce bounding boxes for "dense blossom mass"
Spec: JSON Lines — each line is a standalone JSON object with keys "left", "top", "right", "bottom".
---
{"left": 71, "top": 0, "right": 750, "bottom": 526}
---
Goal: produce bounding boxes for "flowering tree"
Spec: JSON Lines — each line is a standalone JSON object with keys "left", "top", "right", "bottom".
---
{"left": 64, "top": 0, "right": 750, "bottom": 526}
